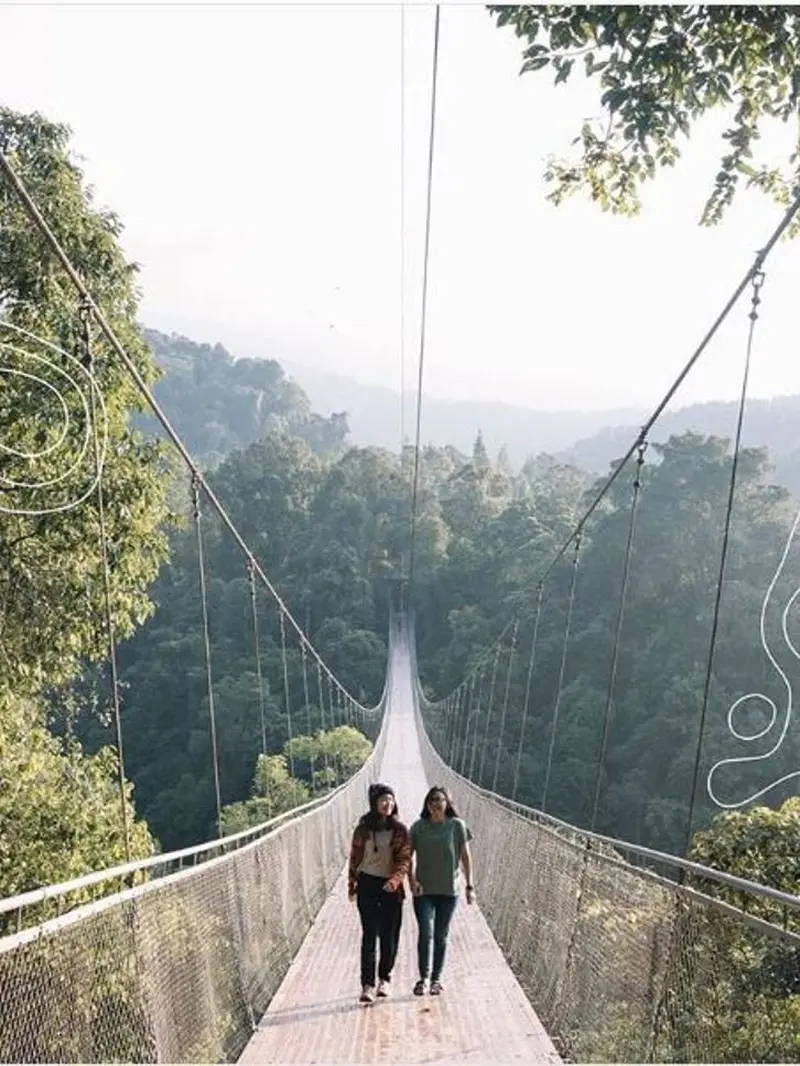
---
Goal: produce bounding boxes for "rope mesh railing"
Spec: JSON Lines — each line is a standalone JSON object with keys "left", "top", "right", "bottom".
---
{"left": 416, "top": 694, "right": 800, "bottom": 1064}
{"left": 0, "top": 698, "right": 390, "bottom": 1064}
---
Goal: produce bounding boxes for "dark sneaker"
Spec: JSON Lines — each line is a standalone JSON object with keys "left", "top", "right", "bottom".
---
{"left": 430, "top": 980, "right": 443, "bottom": 995}
{"left": 413, "top": 979, "right": 427, "bottom": 996}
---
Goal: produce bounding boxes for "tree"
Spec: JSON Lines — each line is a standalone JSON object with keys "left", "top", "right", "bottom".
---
{"left": 312, "top": 623, "right": 387, "bottom": 707}
{"left": 472, "top": 430, "right": 489, "bottom": 468}
{"left": 0, "top": 695, "right": 153, "bottom": 906}
{"left": 496, "top": 444, "right": 513, "bottom": 475}
{"left": 677, "top": 799, "right": 800, "bottom": 1062}
{"left": 490, "top": 6, "right": 800, "bottom": 225}
{"left": 0, "top": 107, "right": 171, "bottom": 702}
{"left": 219, "top": 753, "right": 311, "bottom": 833}
{"left": 285, "top": 725, "right": 374, "bottom": 790}
{"left": 317, "top": 726, "right": 373, "bottom": 787}
{"left": 218, "top": 725, "right": 374, "bottom": 835}
{"left": 689, "top": 796, "right": 800, "bottom": 913}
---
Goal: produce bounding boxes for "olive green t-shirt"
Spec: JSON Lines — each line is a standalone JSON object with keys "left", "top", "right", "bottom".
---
{"left": 409, "top": 817, "right": 472, "bottom": 897}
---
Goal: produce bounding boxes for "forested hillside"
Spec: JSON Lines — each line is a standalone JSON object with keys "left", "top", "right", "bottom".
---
{"left": 418, "top": 434, "right": 800, "bottom": 853}
{"left": 77, "top": 435, "right": 402, "bottom": 848}
{"left": 559, "top": 396, "right": 800, "bottom": 493}
{"left": 142, "top": 329, "right": 349, "bottom": 466}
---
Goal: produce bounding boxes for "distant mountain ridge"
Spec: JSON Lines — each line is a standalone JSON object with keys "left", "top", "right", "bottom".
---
{"left": 281, "top": 359, "right": 645, "bottom": 463}
{"left": 142, "top": 328, "right": 800, "bottom": 493}
{"left": 282, "top": 361, "right": 800, "bottom": 490}
{"left": 557, "top": 395, "right": 800, "bottom": 492}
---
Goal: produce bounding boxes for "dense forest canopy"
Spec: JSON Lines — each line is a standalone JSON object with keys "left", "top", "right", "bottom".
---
{"left": 76, "top": 348, "right": 800, "bottom": 860}
{"left": 289, "top": 366, "right": 800, "bottom": 493}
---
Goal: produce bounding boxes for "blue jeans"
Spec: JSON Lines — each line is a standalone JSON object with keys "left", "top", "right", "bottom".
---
{"left": 413, "top": 894, "right": 457, "bottom": 981}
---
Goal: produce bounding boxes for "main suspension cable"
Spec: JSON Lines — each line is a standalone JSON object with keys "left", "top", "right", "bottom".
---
{"left": 423, "top": 191, "right": 800, "bottom": 748}
{"left": 407, "top": 3, "right": 440, "bottom": 593}
{"left": 0, "top": 147, "right": 371, "bottom": 713}
{"left": 534, "top": 192, "right": 800, "bottom": 591}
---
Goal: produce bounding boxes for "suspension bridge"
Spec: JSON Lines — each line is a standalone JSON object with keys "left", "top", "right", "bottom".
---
{"left": 4, "top": 11, "right": 800, "bottom": 1064}
{"left": 3, "top": 594, "right": 800, "bottom": 1064}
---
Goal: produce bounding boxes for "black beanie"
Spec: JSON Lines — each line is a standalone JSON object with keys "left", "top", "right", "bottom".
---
{"left": 368, "top": 782, "right": 394, "bottom": 804}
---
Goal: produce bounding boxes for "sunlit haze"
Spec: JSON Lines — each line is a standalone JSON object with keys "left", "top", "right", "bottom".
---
{"left": 2, "top": 2, "right": 799, "bottom": 414}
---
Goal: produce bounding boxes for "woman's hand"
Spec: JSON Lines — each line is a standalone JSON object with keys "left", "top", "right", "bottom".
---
{"left": 465, "top": 885, "right": 475, "bottom": 905}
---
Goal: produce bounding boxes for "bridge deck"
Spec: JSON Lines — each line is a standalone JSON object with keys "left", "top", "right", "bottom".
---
{"left": 239, "top": 644, "right": 560, "bottom": 1064}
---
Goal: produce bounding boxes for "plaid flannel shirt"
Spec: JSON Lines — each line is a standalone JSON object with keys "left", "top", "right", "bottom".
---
{"left": 348, "top": 821, "right": 411, "bottom": 898}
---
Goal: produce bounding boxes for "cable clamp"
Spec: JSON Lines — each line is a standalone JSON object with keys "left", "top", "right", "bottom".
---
{"left": 749, "top": 269, "right": 765, "bottom": 321}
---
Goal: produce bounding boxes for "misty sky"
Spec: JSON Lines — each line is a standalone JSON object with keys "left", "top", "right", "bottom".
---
{"left": 1, "top": 2, "right": 799, "bottom": 414}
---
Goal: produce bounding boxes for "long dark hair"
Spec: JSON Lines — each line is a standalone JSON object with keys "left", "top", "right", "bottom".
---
{"left": 420, "top": 785, "right": 459, "bottom": 820}
{"left": 358, "top": 783, "right": 402, "bottom": 831}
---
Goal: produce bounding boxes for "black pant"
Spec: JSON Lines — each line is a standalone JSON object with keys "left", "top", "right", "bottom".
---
{"left": 356, "top": 873, "right": 403, "bottom": 987}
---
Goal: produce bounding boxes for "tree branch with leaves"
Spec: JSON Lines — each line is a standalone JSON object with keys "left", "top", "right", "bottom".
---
{"left": 490, "top": 5, "right": 800, "bottom": 226}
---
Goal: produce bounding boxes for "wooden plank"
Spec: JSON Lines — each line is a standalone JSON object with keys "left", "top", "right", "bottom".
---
{"left": 239, "top": 861, "right": 559, "bottom": 1064}
{"left": 238, "top": 648, "right": 560, "bottom": 1065}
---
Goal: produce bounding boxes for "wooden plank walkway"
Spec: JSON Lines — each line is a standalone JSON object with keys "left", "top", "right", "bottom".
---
{"left": 239, "top": 645, "right": 560, "bottom": 1065}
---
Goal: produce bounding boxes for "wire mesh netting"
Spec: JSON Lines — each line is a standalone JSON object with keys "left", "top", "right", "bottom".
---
{"left": 0, "top": 721, "right": 387, "bottom": 1065}
{"left": 417, "top": 700, "right": 800, "bottom": 1064}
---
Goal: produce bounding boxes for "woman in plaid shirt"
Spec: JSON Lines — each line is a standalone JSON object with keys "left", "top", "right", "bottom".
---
{"left": 348, "top": 782, "right": 412, "bottom": 1003}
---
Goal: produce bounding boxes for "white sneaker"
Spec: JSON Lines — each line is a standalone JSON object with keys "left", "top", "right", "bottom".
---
{"left": 377, "top": 979, "right": 390, "bottom": 998}
{"left": 359, "top": 985, "right": 375, "bottom": 1004}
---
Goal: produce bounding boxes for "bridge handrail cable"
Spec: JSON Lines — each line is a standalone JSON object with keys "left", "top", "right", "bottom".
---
{"left": 432, "top": 724, "right": 800, "bottom": 914}
{"left": 0, "top": 790, "right": 330, "bottom": 920}
{"left": 0, "top": 611, "right": 402, "bottom": 925}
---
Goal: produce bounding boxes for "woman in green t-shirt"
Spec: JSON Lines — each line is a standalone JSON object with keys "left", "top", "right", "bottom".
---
{"left": 408, "top": 785, "right": 474, "bottom": 996}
